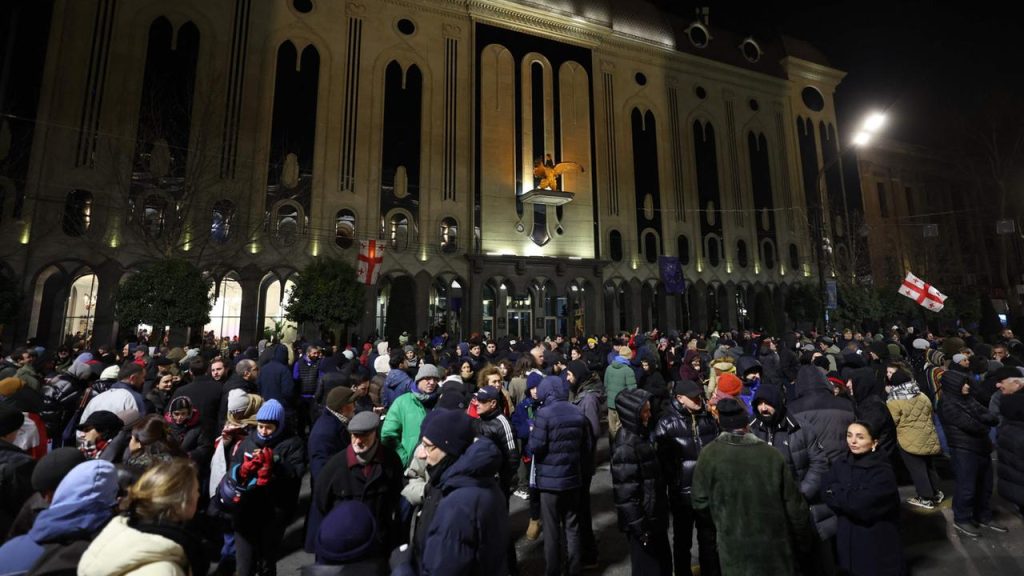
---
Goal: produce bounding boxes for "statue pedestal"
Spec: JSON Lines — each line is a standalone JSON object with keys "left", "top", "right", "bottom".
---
{"left": 519, "top": 188, "right": 575, "bottom": 206}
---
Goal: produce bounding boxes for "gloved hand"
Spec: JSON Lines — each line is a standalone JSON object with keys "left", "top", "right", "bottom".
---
{"left": 238, "top": 449, "right": 264, "bottom": 480}
{"left": 255, "top": 448, "right": 274, "bottom": 486}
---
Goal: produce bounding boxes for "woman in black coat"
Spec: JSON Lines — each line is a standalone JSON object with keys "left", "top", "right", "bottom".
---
{"left": 997, "top": 393, "right": 1024, "bottom": 514}
{"left": 822, "top": 420, "right": 903, "bottom": 576}
{"left": 611, "top": 388, "right": 672, "bottom": 576}
{"left": 638, "top": 354, "right": 670, "bottom": 425}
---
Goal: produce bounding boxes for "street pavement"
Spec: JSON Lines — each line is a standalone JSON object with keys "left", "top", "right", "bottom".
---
{"left": 278, "top": 438, "right": 1024, "bottom": 575}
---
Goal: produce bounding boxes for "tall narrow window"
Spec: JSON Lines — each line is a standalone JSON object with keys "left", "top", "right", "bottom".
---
{"left": 389, "top": 213, "right": 410, "bottom": 251}
{"left": 677, "top": 234, "right": 690, "bottom": 266}
{"left": 789, "top": 244, "right": 799, "bottom": 271}
{"left": 706, "top": 236, "right": 720, "bottom": 267}
{"left": 335, "top": 209, "right": 355, "bottom": 249}
{"left": 211, "top": 200, "right": 234, "bottom": 244}
{"left": 737, "top": 240, "right": 748, "bottom": 268}
{"left": 610, "top": 230, "right": 623, "bottom": 262}
{"left": 440, "top": 217, "right": 458, "bottom": 254}
{"left": 143, "top": 195, "right": 167, "bottom": 237}
{"left": 644, "top": 233, "right": 658, "bottom": 263}
{"left": 276, "top": 204, "right": 300, "bottom": 246}
{"left": 62, "top": 190, "right": 93, "bottom": 236}
{"left": 877, "top": 183, "right": 889, "bottom": 218}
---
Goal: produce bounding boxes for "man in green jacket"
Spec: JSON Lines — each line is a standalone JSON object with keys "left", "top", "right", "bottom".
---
{"left": 692, "top": 398, "right": 817, "bottom": 576}
{"left": 604, "top": 346, "right": 637, "bottom": 440}
{"left": 381, "top": 364, "right": 441, "bottom": 467}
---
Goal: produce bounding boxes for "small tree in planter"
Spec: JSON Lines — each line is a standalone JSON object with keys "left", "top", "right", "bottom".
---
{"left": 115, "top": 259, "right": 212, "bottom": 345}
{"left": 285, "top": 257, "right": 365, "bottom": 345}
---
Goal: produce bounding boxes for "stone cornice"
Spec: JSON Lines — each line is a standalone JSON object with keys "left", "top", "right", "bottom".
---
{"left": 779, "top": 56, "right": 846, "bottom": 87}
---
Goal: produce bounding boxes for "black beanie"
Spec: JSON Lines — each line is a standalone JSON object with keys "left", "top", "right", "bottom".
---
{"left": 32, "top": 447, "right": 87, "bottom": 493}
{"left": 716, "top": 397, "right": 750, "bottom": 431}
{"left": 0, "top": 403, "right": 25, "bottom": 437}
{"left": 420, "top": 409, "right": 475, "bottom": 457}
{"left": 566, "top": 360, "right": 591, "bottom": 383}
{"left": 673, "top": 379, "right": 703, "bottom": 398}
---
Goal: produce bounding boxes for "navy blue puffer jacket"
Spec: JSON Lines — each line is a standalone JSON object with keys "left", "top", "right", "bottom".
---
{"left": 528, "top": 376, "right": 590, "bottom": 491}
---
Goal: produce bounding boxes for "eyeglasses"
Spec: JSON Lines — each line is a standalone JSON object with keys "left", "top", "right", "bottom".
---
{"left": 421, "top": 440, "right": 438, "bottom": 452}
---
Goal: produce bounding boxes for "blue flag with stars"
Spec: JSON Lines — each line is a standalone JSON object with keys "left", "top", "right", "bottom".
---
{"left": 659, "top": 256, "right": 686, "bottom": 295}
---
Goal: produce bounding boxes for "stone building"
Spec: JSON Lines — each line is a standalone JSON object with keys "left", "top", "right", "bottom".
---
{"left": 0, "top": 0, "right": 851, "bottom": 346}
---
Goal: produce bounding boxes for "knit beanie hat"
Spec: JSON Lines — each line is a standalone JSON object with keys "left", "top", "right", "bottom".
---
{"left": 373, "top": 355, "right": 390, "bottom": 375}
{"left": 0, "top": 403, "right": 25, "bottom": 437}
{"left": 420, "top": 409, "right": 475, "bottom": 457}
{"left": 415, "top": 363, "right": 442, "bottom": 382}
{"left": 888, "top": 370, "right": 912, "bottom": 387}
{"left": 326, "top": 386, "right": 356, "bottom": 412}
{"left": 227, "top": 389, "right": 250, "bottom": 413}
{"left": 168, "top": 396, "right": 193, "bottom": 413}
{"left": 716, "top": 397, "right": 750, "bottom": 431}
{"left": 32, "top": 447, "right": 87, "bottom": 493}
{"left": 437, "top": 387, "right": 469, "bottom": 411}
{"left": 991, "top": 366, "right": 1022, "bottom": 383}
{"left": 673, "top": 379, "right": 703, "bottom": 399}
{"left": 716, "top": 373, "right": 743, "bottom": 397}
{"left": 99, "top": 365, "right": 120, "bottom": 381}
{"left": 941, "top": 337, "right": 966, "bottom": 358}
{"left": 912, "top": 338, "right": 931, "bottom": 350}
{"left": 256, "top": 399, "right": 286, "bottom": 438}
{"left": 316, "top": 500, "right": 378, "bottom": 564}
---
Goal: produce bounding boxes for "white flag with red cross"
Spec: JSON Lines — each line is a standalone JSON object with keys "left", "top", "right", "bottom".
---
{"left": 898, "top": 272, "right": 947, "bottom": 312}
{"left": 357, "top": 240, "right": 384, "bottom": 285}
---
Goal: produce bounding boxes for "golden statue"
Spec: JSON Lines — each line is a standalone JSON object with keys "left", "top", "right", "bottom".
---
{"left": 533, "top": 153, "right": 584, "bottom": 191}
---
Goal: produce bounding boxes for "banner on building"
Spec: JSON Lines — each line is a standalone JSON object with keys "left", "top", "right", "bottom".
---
{"left": 357, "top": 240, "right": 384, "bottom": 285}
{"left": 659, "top": 256, "right": 686, "bottom": 295}
{"left": 825, "top": 279, "right": 838, "bottom": 310}
{"left": 898, "top": 272, "right": 947, "bottom": 312}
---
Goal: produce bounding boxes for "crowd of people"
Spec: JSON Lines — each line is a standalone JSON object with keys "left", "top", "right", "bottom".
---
{"left": 0, "top": 323, "right": 1022, "bottom": 575}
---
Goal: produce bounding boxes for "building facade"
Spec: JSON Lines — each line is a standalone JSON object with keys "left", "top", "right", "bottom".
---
{"left": 0, "top": 0, "right": 851, "bottom": 347}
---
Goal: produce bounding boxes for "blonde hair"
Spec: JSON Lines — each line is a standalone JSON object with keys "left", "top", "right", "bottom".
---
{"left": 227, "top": 394, "right": 265, "bottom": 428}
{"left": 123, "top": 458, "right": 198, "bottom": 523}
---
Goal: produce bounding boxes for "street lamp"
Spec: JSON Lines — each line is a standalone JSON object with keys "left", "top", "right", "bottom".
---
{"left": 814, "top": 111, "right": 887, "bottom": 331}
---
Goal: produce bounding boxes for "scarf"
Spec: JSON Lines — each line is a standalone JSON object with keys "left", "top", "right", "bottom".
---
{"left": 888, "top": 380, "right": 922, "bottom": 402}
{"left": 209, "top": 427, "right": 248, "bottom": 497}
{"left": 355, "top": 441, "right": 380, "bottom": 465}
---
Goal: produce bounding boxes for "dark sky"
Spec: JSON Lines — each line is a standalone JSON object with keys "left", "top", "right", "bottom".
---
{"left": 664, "top": 1, "right": 1022, "bottom": 147}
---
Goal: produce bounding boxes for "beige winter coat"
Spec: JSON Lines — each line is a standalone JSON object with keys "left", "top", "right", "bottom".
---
{"left": 78, "top": 516, "right": 189, "bottom": 576}
{"left": 887, "top": 392, "right": 941, "bottom": 456}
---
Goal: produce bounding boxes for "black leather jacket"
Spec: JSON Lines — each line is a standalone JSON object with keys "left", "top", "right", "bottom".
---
{"left": 653, "top": 398, "right": 719, "bottom": 502}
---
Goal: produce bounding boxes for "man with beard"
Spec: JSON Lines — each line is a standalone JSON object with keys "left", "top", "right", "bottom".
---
{"left": 382, "top": 364, "right": 442, "bottom": 467}
{"left": 312, "top": 410, "right": 404, "bottom": 555}
{"left": 653, "top": 379, "right": 720, "bottom": 576}
{"left": 750, "top": 384, "right": 835, "bottom": 574}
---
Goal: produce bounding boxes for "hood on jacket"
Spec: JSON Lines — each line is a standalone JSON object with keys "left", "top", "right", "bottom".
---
{"left": 849, "top": 367, "right": 885, "bottom": 404}
{"left": 752, "top": 383, "right": 784, "bottom": 411}
{"left": 537, "top": 376, "right": 568, "bottom": 405}
{"left": 795, "top": 365, "right": 830, "bottom": 398}
{"left": 615, "top": 388, "right": 652, "bottom": 436}
{"left": 29, "top": 460, "right": 119, "bottom": 544}
{"left": 735, "top": 355, "right": 762, "bottom": 377}
{"left": 269, "top": 343, "right": 290, "bottom": 366}
{"left": 77, "top": 515, "right": 187, "bottom": 576}
{"left": 439, "top": 437, "right": 502, "bottom": 493}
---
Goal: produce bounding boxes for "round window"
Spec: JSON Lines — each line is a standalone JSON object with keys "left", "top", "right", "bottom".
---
{"left": 397, "top": 18, "right": 416, "bottom": 35}
{"left": 635, "top": 72, "right": 647, "bottom": 86}
{"left": 749, "top": 99, "right": 759, "bottom": 111}
{"left": 687, "top": 23, "right": 710, "bottom": 48}
{"left": 292, "top": 0, "right": 313, "bottom": 14}
{"left": 741, "top": 38, "right": 761, "bottom": 63}
{"left": 695, "top": 85, "right": 707, "bottom": 100}
{"left": 801, "top": 86, "right": 825, "bottom": 112}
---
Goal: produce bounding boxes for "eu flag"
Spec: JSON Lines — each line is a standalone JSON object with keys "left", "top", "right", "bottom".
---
{"left": 659, "top": 256, "right": 686, "bottom": 295}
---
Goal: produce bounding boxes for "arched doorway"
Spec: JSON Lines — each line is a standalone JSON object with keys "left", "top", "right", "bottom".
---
{"left": 63, "top": 272, "right": 98, "bottom": 345}
{"left": 429, "top": 276, "right": 464, "bottom": 343}
{"left": 506, "top": 284, "right": 533, "bottom": 342}
{"left": 567, "top": 280, "right": 586, "bottom": 338}
{"left": 204, "top": 273, "right": 243, "bottom": 340}
{"left": 263, "top": 275, "right": 298, "bottom": 342}
{"left": 383, "top": 275, "right": 417, "bottom": 344}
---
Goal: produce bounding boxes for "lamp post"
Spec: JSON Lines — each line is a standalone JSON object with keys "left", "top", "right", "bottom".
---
{"left": 814, "top": 112, "right": 887, "bottom": 331}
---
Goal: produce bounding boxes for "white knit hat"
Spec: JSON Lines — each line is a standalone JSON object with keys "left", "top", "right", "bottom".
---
{"left": 227, "top": 389, "right": 249, "bottom": 413}
{"left": 374, "top": 355, "right": 390, "bottom": 374}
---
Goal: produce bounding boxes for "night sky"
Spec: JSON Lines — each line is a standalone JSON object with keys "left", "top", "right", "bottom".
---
{"left": 662, "top": 1, "right": 1022, "bottom": 148}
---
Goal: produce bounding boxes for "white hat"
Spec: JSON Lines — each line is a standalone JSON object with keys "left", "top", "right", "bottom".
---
{"left": 100, "top": 366, "right": 120, "bottom": 381}
{"left": 227, "top": 388, "right": 249, "bottom": 413}
{"left": 374, "top": 355, "right": 390, "bottom": 374}
{"left": 913, "top": 338, "right": 930, "bottom": 350}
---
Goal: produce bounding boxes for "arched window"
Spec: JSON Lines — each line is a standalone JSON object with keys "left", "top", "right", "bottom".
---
{"left": 143, "top": 195, "right": 166, "bottom": 237}
{"left": 64, "top": 274, "right": 98, "bottom": 342}
{"left": 610, "top": 230, "right": 623, "bottom": 262}
{"left": 643, "top": 232, "right": 658, "bottom": 264}
{"left": 335, "top": 209, "right": 355, "bottom": 249}
{"left": 763, "top": 240, "right": 776, "bottom": 270}
{"left": 205, "top": 275, "right": 243, "bottom": 339}
{"left": 264, "top": 276, "right": 297, "bottom": 337}
{"left": 211, "top": 200, "right": 234, "bottom": 244}
{"left": 389, "top": 213, "right": 410, "bottom": 251}
{"left": 276, "top": 204, "right": 300, "bottom": 246}
{"left": 440, "top": 217, "right": 458, "bottom": 254}
{"left": 677, "top": 235, "right": 690, "bottom": 266}
{"left": 737, "top": 240, "right": 748, "bottom": 268}
{"left": 706, "top": 235, "right": 720, "bottom": 267}
{"left": 789, "top": 244, "right": 800, "bottom": 271}
{"left": 62, "top": 190, "right": 93, "bottom": 236}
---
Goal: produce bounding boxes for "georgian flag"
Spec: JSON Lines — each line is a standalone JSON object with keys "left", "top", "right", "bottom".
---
{"left": 898, "top": 272, "right": 947, "bottom": 312}
{"left": 357, "top": 240, "right": 384, "bottom": 285}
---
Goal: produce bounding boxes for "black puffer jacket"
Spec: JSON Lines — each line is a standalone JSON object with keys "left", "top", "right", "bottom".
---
{"left": 939, "top": 371, "right": 997, "bottom": 455}
{"left": 611, "top": 388, "right": 668, "bottom": 538}
{"left": 788, "top": 366, "right": 855, "bottom": 463}
{"left": 474, "top": 410, "right": 520, "bottom": 493}
{"left": 638, "top": 367, "right": 670, "bottom": 425}
{"left": 40, "top": 373, "right": 87, "bottom": 443}
{"left": 998, "top": 420, "right": 1024, "bottom": 508}
{"left": 653, "top": 398, "right": 718, "bottom": 503}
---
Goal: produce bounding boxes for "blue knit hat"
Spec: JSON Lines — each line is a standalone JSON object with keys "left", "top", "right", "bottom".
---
{"left": 316, "top": 500, "right": 377, "bottom": 564}
{"left": 255, "top": 399, "right": 285, "bottom": 440}
{"left": 420, "top": 409, "right": 475, "bottom": 457}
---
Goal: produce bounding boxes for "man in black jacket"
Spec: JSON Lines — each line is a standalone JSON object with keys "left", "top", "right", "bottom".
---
{"left": 653, "top": 379, "right": 720, "bottom": 576}
{"left": 170, "top": 356, "right": 222, "bottom": 439}
{"left": 473, "top": 385, "right": 521, "bottom": 575}
{"left": 788, "top": 365, "right": 855, "bottom": 463}
{"left": 0, "top": 404, "right": 34, "bottom": 537}
{"left": 939, "top": 369, "right": 1007, "bottom": 537}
